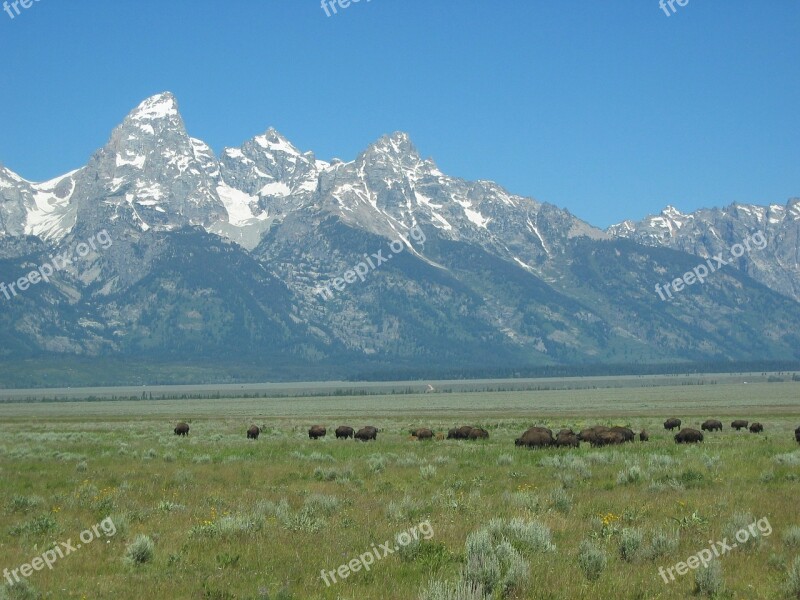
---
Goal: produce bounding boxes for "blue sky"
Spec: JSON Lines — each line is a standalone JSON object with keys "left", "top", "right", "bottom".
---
{"left": 0, "top": 0, "right": 797, "bottom": 228}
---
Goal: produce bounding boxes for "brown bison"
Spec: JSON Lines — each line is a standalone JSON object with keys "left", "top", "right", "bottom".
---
{"left": 610, "top": 426, "right": 636, "bottom": 443}
{"left": 663, "top": 418, "right": 682, "bottom": 431}
{"left": 795, "top": 426, "right": 800, "bottom": 444}
{"left": 355, "top": 426, "right": 378, "bottom": 442}
{"left": 555, "top": 429, "right": 580, "bottom": 448}
{"left": 701, "top": 419, "right": 723, "bottom": 432}
{"left": 577, "top": 426, "right": 609, "bottom": 444}
{"left": 731, "top": 420, "right": 749, "bottom": 431}
{"left": 468, "top": 428, "right": 489, "bottom": 440}
{"left": 308, "top": 425, "right": 327, "bottom": 440}
{"left": 639, "top": 430, "right": 649, "bottom": 442}
{"left": 593, "top": 430, "right": 628, "bottom": 447}
{"left": 174, "top": 422, "right": 190, "bottom": 436}
{"left": 247, "top": 425, "right": 260, "bottom": 440}
{"left": 749, "top": 422, "right": 764, "bottom": 433}
{"left": 515, "top": 427, "right": 554, "bottom": 448}
{"left": 447, "top": 426, "right": 475, "bottom": 440}
{"left": 412, "top": 428, "right": 434, "bottom": 441}
{"left": 675, "top": 428, "right": 704, "bottom": 444}
{"left": 335, "top": 426, "right": 354, "bottom": 439}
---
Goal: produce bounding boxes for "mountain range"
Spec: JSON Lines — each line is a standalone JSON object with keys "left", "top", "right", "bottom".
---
{"left": 1, "top": 92, "right": 798, "bottom": 385}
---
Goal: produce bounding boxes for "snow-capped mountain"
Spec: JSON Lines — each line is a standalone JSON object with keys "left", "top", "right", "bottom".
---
{"left": 0, "top": 92, "right": 798, "bottom": 385}
{"left": 609, "top": 201, "right": 800, "bottom": 301}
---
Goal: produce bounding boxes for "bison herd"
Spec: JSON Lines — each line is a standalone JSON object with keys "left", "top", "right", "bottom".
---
{"left": 170, "top": 419, "right": 800, "bottom": 446}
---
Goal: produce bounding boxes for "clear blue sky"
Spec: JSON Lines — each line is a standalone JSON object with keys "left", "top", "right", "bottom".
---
{"left": 0, "top": 1, "right": 797, "bottom": 228}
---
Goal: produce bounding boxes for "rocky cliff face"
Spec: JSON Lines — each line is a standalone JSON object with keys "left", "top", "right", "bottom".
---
{"left": 0, "top": 93, "right": 797, "bottom": 381}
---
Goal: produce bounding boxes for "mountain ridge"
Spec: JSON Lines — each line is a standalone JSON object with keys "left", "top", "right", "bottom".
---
{"left": 0, "top": 92, "right": 797, "bottom": 384}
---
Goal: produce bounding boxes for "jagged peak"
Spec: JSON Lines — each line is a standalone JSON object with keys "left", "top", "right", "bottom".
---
{"left": 127, "top": 92, "right": 180, "bottom": 122}
{"left": 251, "top": 128, "right": 301, "bottom": 156}
{"left": 365, "top": 131, "right": 419, "bottom": 159}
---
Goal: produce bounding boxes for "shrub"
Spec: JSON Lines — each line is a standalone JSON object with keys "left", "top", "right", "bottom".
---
{"left": 387, "top": 496, "right": 424, "bottom": 523}
{"left": 420, "top": 465, "right": 437, "bottom": 480}
{"left": 693, "top": 561, "right": 724, "bottom": 597}
{"left": 496, "top": 454, "right": 514, "bottom": 466}
{"left": 549, "top": 488, "right": 572, "bottom": 514}
{"left": 619, "top": 528, "right": 644, "bottom": 562}
{"left": 7, "top": 496, "right": 43, "bottom": 514}
{"left": 2, "top": 579, "right": 41, "bottom": 600}
{"left": 785, "top": 556, "right": 800, "bottom": 598}
{"left": 192, "top": 454, "right": 212, "bottom": 464}
{"left": 418, "top": 580, "right": 487, "bottom": 600}
{"left": 616, "top": 465, "right": 643, "bottom": 485}
{"left": 783, "top": 526, "right": 800, "bottom": 548}
{"left": 578, "top": 540, "right": 606, "bottom": 581}
{"left": 723, "top": 512, "right": 761, "bottom": 552}
{"left": 643, "top": 529, "right": 679, "bottom": 560}
{"left": 124, "top": 534, "right": 154, "bottom": 565}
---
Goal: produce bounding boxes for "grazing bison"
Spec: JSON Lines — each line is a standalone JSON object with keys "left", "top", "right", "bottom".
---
{"left": 577, "top": 426, "right": 609, "bottom": 445}
{"left": 639, "top": 430, "right": 649, "bottom": 442}
{"left": 795, "top": 426, "right": 800, "bottom": 444}
{"left": 610, "top": 426, "right": 636, "bottom": 443}
{"left": 593, "top": 430, "right": 628, "bottom": 447}
{"left": 701, "top": 419, "right": 723, "bottom": 432}
{"left": 308, "top": 425, "right": 327, "bottom": 440}
{"left": 447, "top": 426, "right": 475, "bottom": 440}
{"left": 731, "top": 420, "right": 749, "bottom": 431}
{"left": 468, "top": 428, "right": 489, "bottom": 440}
{"left": 555, "top": 429, "right": 580, "bottom": 448}
{"left": 515, "top": 427, "right": 554, "bottom": 448}
{"left": 664, "top": 418, "right": 682, "bottom": 431}
{"left": 247, "top": 425, "right": 260, "bottom": 440}
{"left": 174, "top": 422, "right": 190, "bottom": 436}
{"left": 335, "top": 426, "right": 354, "bottom": 439}
{"left": 675, "top": 428, "right": 704, "bottom": 444}
{"left": 412, "top": 428, "right": 434, "bottom": 441}
{"left": 355, "top": 426, "right": 378, "bottom": 442}
{"left": 749, "top": 422, "right": 764, "bottom": 433}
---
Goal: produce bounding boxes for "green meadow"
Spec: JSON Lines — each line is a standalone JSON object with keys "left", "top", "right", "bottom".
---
{"left": 0, "top": 381, "right": 799, "bottom": 599}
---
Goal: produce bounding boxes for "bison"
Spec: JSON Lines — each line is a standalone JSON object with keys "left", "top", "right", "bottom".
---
{"left": 335, "top": 426, "right": 354, "bottom": 439}
{"left": 610, "top": 426, "right": 636, "bottom": 443}
{"left": 447, "top": 426, "right": 475, "bottom": 440}
{"left": 412, "top": 428, "right": 434, "bottom": 441}
{"left": 355, "top": 426, "right": 378, "bottom": 442}
{"left": 308, "top": 425, "right": 327, "bottom": 440}
{"left": 675, "top": 428, "right": 703, "bottom": 444}
{"left": 749, "top": 422, "right": 764, "bottom": 434}
{"left": 174, "top": 422, "right": 190, "bottom": 436}
{"left": 593, "top": 430, "right": 627, "bottom": 447}
{"left": 247, "top": 425, "right": 260, "bottom": 440}
{"left": 577, "top": 426, "right": 609, "bottom": 445}
{"left": 555, "top": 429, "right": 580, "bottom": 448}
{"left": 468, "top": 428, "right": 489, "bottom": 440}
{"left": 664, "top": 418, "right": 682, "bottom": 431}
{"left": 515, "top": 427, "right": 554, "bottom": 448}
{"left": 795, "top": 426, "right": 800, "bottom": 444}
{"left": 639, "top": 430, "right": 649, "bottom": 442}
{"left": 731, "top": 420, "right": 749, "bottom": 431}
{"left": 701, "top": 419, "right": 723, "bottom": 432}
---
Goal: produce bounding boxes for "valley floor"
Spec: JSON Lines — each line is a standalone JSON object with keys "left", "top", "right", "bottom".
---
{"left": 0, "top": 382, "right": 799, "bottom": 599}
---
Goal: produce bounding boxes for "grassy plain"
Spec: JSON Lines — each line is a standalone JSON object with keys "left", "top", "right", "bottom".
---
{"left": 0, "top": 381, "right": 799, "bottom": 599}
